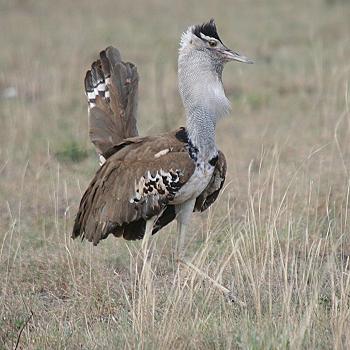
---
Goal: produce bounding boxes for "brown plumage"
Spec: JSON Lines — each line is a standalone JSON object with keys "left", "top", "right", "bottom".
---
{"left": 194, "top": 150, "right": 227, "bottom": 212}
{"left": 85, "top": 47, "right": 139, "bottom": 154}
{"left": 73, "top": 129, "right": 193, "bottom": 243}
{"left": 72, "top": 46, "right": 227, "bottom": 245}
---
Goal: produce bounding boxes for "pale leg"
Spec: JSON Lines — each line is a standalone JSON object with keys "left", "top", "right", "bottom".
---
{"left": 175, "top": 199, "right": 195, "bottom": 260}
{"left": 139, "top": 216, "right": 157, "bottom": 291}
{"left": 142, "top": 216, "right": 156, "bottom": 258}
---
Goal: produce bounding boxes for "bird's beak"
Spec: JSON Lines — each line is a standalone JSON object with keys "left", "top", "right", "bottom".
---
{"left": 223, "top": 49, "right": 253, "bottom": 64}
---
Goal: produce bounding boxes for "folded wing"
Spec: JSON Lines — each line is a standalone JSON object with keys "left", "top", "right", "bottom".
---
{"left": 194, "top": 150, "right": 227, "bottom": 212}
{"left": 72, "top": 131, "right": 195, "bottom": 244}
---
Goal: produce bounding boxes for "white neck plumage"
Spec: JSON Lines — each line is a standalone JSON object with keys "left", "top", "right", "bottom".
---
{"left": 178, "top": 49, "right": 230, "bottom": 160}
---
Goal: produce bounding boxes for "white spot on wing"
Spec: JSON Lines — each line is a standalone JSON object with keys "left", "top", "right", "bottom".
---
{"left": 99, "top": 155, "right": 106, "bottom": 166}
{"left": 154, "top": 149, "right": 169, "bottom": 158}
{"left": 130, "top": 168, "right": 182, "bottom": 203}
{"left": 87, "top": 92, "right": 95, "bottom": 99}
{"left": 97, "top": 83, "right": 106, "bottom": 91}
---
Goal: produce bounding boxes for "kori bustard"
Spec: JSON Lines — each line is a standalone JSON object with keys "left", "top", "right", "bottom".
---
{"left": 72, "top": 20, "right": 252, "bottom": 276}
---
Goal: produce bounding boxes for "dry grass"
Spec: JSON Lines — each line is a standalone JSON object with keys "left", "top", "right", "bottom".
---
{"left": 1, "top": 0, "right": 350, "bottom": 348}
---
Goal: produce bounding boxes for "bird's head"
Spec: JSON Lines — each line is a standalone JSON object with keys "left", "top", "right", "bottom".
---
{"left": 179, "top": 19, "right": 253, "bottom": 66}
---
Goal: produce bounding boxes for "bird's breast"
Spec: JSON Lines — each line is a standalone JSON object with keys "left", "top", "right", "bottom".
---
{"left": 171, "top": 156, "right": 215, "bottom": 204}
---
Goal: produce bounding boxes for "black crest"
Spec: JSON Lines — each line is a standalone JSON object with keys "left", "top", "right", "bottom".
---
{"left": 193, "top": 19, "right": 223, "bottom": 43}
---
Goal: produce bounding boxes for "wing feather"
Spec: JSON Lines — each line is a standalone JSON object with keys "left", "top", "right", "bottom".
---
{"left": 72, "top": 132, "right": 195, "bottom": 244}
{"left": 194, "top": 150, "right": 227, "bottom": 212}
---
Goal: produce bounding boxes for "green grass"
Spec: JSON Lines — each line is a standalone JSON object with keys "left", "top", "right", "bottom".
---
{"left": 55, "top": 141, "right": 88, "bottom": 163}
{"left": 1, "top": 0, "right": 350, "bottom": 348}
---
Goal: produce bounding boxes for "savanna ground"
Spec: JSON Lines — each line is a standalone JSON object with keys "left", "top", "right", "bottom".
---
{"left": 1, "top": 0, "right": 350, "bottom": 348}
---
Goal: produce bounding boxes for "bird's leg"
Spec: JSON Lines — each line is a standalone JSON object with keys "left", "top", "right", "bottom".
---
{"left": 139, "top": 216, "right": 157, "bottom": 292}
{"left": 142, "top": 216, "right": 156, "bottom": 259}
{"left": 176, "top": 221, "right": 187, "bottom": 261}
{"left": 176, "top": 200, "right": 245, "bottom": 305}
{"left": 175, "top": 199, "right": 195, "bottom": 261}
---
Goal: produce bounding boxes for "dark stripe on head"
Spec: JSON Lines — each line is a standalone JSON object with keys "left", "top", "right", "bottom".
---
{"left": 193, "top": 19, "right": 222, "bottom": 43}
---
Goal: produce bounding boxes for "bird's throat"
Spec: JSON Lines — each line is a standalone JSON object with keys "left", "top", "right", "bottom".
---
{"left": 186, "top": 110, "right": 217, "bottom": 160}
{"left": 178, "top": 52, "right": 229, "bottom": 160}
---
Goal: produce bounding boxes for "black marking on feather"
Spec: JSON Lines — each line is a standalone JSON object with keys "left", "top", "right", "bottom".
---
{"left": 193, "top": 19, "right": 223, "bottom": 44}
{"left": 175, "top": 127, "right": 198, "bottom": 162}
{"left": 85, "top": 71, "right": 93, "bottom": 92}
{"left": 152, "top": 205, "right": 176, "bottom": 235}
{"left": 130, "top": 169, "right": 183, "bottom": 204}
{"left": 158, "top": 188, "right": 165, "bottom": 195}
{"left": 84, "top": 51, "right": 113, "bottom": 108}
{"left": 209, "top": 155, "right": 218, "bottom": 166}
{"left": 188, "top": 142, "right": 198, "bottom": 162}
{"left": 162, "top": 176, "right": 169, "bottom": 184}
{"left": 175, "top": 127, "right": 188, "bottom": 143}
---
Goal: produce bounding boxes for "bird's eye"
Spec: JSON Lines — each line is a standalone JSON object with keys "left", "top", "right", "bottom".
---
{"left": 209, "top": 41, "right": 217, "bottom": 47}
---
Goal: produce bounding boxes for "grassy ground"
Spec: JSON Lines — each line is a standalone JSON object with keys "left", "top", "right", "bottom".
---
{"left": 1, "top": 0, "right": 350, "bottom": 348}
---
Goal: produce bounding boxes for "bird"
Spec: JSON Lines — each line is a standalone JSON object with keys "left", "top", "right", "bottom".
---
{"left": 72, "top": 19, "right": 252, "bottom": 268}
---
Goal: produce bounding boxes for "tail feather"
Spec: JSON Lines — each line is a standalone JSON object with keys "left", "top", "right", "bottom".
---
{"left": 84, "top": 47, "right": 139, "bottom": 157}
{"left": 99, "top": 49, "right": 111, "bottom": 90}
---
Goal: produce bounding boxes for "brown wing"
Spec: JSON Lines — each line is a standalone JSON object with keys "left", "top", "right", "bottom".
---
{"left": 72, "top": 130, "right": 195, "bottom": 245}
{"left": 194, "top": 150, "right": 227, "bottom": 212}
{"left": 85, "top": 47, "right": 139, "bottom": 155}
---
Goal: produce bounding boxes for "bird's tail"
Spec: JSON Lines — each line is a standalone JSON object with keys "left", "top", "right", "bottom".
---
{"left": 84, "top": 47, "right": 139, "bottom": 161}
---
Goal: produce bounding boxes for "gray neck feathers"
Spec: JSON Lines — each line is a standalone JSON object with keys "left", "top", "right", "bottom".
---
{"left": 178, "top": 49, "right": 230, "bottom": 158}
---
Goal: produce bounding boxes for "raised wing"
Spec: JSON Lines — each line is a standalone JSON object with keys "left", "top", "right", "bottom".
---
{"left": 72, "top": 130, "right": 195, "bottom": 244}
{"left": 85, "top": 47, "right": 139, "bottom": 157}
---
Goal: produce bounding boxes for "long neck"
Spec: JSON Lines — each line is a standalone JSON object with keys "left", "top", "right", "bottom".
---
{"left": 178, "top": 49, "right": 230, "bottom": 158}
